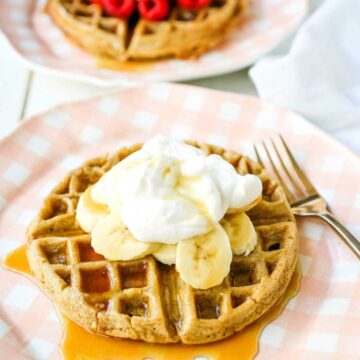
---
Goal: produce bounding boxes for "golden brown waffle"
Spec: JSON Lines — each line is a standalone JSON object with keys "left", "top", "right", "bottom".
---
{"left": 46, "top": 0, "right": 248, "bottom": 60}
{"left": 27, "top": 142, "right": 298, "bottom": 344}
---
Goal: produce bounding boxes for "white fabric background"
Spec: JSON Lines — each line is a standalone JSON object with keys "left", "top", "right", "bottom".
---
{"left": 250, "top": 0, "right": 360, "bottom": 154}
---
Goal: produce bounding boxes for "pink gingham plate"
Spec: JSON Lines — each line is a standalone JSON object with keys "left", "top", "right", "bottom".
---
{"left": 0, "top": 0, "right": 307, "bottom": 86}
{"left": 0, "top": 84, "right": 359, "bottom": 359}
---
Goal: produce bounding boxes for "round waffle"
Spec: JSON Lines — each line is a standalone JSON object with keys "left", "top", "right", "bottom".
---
{"left": 46, "top": 0, "right": 248, "bottom": 60}
{"left": 27, "top": 142, "right": 298, "bottom": 344}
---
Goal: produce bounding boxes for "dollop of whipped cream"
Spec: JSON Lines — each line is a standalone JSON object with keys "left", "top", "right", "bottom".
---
{"left": 91, "top": 135, "right": 262, "bottom": 245}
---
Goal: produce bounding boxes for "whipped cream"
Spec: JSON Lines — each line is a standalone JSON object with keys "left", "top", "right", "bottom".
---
{"left": 91, "top": 135, "right": 262, "bottom": 245}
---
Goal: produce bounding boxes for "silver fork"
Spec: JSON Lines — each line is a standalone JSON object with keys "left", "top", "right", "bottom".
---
{"left": 254, "top": 135, "right": 360, "bottom": 259}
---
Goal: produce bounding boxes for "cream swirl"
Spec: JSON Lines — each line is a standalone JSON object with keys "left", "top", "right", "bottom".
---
{"left": 88, "top": 135, "right": 262, "bottom": 244}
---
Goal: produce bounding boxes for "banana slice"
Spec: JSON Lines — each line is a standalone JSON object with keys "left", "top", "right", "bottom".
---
{"left": 92, "top": 214, "right": 160, "bottom": 261}
{"left": 220, "top": 212, "right": 257, "bottom": 256}
{"left": 153, "top": 244, "right": 177, "bottom": 265}
{"left": 76, "top": 186, "right": 109, "bottom": 233}
{"left": 176, "top": 223, "right": 232, "bottom": 289}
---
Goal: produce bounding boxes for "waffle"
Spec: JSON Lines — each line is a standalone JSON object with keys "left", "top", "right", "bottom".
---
{"left": 46, "top": 0, "right": 248, "bottom": 60}
{"left": 27, "top": 142, "right": 298, "bottom": 344}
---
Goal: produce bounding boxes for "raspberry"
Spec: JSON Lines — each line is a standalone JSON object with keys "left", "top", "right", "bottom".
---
{"left": 177, "top": 0, "right": 211, "bottom": 10}
{"left": 103, "top": 0, "right": 136, "bottom": 18}
{"left": 138, "top": 0, "right": 170, "bottom": 21}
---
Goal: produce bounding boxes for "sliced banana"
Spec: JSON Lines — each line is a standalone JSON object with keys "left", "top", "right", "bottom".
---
{"left": 176, "top": 223, "right": 232, "bottom": 289}
{"left": 76, "top": 186, "right": 109, "bottom": 233}
{"left": 92, "top": 214, "right": 160, "bottom": 261}
{"left": 220, "top": 212, "right": 257, "bottom": 256}
{"left": 153, "top": 244, "right": 177, "bottom": 265}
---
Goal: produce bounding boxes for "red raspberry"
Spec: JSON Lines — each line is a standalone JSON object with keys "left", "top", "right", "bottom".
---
{"left": 103, "top": 0, "right": 136, "bottom": 18}
{"left": 91, "top": 0, "right": 102, "bottom": 5}
{"left": 177, "top": 0, "right": 211, "bottom": 10}
{"left": 138, "top": 0, "right": 170, "bottom": 21}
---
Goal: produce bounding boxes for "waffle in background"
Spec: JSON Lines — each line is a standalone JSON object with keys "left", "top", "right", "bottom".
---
{"left": 46, "top": 0, "right": 248, "bottom": 60}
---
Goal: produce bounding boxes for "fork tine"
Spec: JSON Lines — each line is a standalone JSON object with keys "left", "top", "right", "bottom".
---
{"left": 258, "top": 142, "right": 297, "bottom": 204}
{"left": 270, "top": 138, "right": 306, "bottom": 198}
{"left": 253, "top": 144, "right": 264, "bottom": 167}
{"left": 279, "top": 135, "right": 317, "bottom": 196}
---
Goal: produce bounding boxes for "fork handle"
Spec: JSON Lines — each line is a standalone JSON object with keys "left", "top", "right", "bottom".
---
{"left": 319, "top": 212, "right": 360, "bottom": 259}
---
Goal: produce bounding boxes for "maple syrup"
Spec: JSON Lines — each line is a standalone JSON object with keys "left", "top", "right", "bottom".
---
{"left": 4, "top": 245, "right": 301, "bottom": 360}
{"left": 96, "top": 57, "right": 155, "bottom": 72}
{"left": 77, "top": 242, "right": 105, "bottom": 263}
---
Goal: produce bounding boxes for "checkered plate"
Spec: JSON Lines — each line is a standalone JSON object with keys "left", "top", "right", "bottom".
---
{"left": 0, "top": 84, "right": 359, "bottom": 359}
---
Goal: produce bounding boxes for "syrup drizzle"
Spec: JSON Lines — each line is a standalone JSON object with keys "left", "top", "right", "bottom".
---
{"left": 4, "top": 245, "right": 301, "bottom": 360}
{"left": 96, "top": 57, "right": 155, "bottom": 72}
